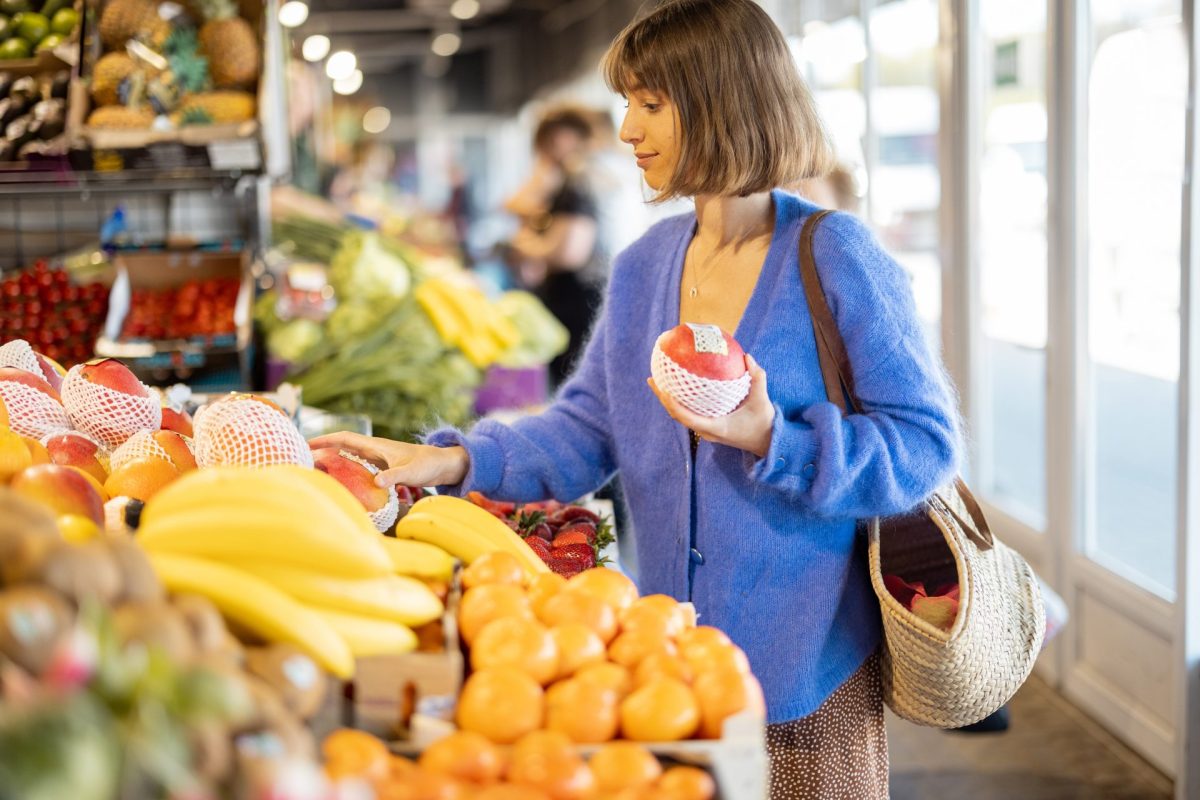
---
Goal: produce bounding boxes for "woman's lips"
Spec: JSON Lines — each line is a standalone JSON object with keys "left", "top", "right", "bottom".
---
{"left": 636, "top": 153, "right": 657, "bottom": 169}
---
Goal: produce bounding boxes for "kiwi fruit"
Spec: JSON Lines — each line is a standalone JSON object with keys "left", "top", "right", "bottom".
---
{"left": 171, "top": 593, "right": 227, "bottom": 654}
{"left": 0, "top": 585, "right": 72, "bottom": 676}
{"left": 244, "top": 644, "right": 328, "bottom": 721}
{"left": 113, "top": 601, "right": 195, "bottom": 663}
{"left": 104, "top": 537, "right": 163, "bottom": 604}
{"left": 36, "top": 541, "right": 123, "bottom": 607}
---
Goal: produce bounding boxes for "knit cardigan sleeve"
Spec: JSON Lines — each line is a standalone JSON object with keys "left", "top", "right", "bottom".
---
{"left": 424, "top": 304, "right": 616, "bottom": 503}
{"left": 747, "top": 211, "right": 963, "bottom": 518}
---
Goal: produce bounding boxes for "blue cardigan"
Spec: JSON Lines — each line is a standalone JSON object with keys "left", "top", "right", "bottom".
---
{"left": 428, "top": 190, "right": 962, "bottom": 723}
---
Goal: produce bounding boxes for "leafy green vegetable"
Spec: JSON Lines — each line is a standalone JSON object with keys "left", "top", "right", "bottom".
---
{"left": 329, "top": 230, "right": 412, "bottom": 304}
{"left": 495, "top": 290, "right": 569, "bottom": 368}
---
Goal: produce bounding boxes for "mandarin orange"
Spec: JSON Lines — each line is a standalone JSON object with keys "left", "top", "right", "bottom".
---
{"left": 549, "top": 623, "right": 607, "bottom": 680}
{"left": 588, "top": 741, "right": 662, "bottom": 792}
{"left": 537, "top": 590, "right": 618, "bottom": 644}
{"left": 457, "top": 668, "right": 544, "bottom": 744}
{"left": 471, "top": 616, "right": 559, "bottom": 686}
{"left": 545, "top": 678, "right": 619, "bottom": 743}
{"left": 418, "top": 730, "right": 505, "bottom": 784}
{"left": 565, "top": 567, "right": 638, "bottom": 612}
{"left": 618, "top": 678, "right": 700, "bottom": 742}
{"left": 458, "top": 583, "right": 534, "bottom": 645}
{"left": 462, "top": 550, "right": 527, "bottom": 590}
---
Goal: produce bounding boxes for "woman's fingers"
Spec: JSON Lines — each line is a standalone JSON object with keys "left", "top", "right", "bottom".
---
{"left": 307, "top": 431, "right": 388, "bottom": 470}
{"left": 376, "top": 465, "right": 415, "bottom": 488}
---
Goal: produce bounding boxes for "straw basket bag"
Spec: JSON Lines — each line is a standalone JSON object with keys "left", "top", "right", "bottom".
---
{"left": 799, "top": 210, "right": 1046, "bottom": 728}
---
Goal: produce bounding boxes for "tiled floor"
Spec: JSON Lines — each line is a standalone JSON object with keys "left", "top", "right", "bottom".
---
{"left": 887, "top": 676, "right": 1174, "bottom": 799}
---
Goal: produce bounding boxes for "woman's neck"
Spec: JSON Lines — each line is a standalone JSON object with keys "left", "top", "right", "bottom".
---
{"left": 693, "top": 192, "right": 774, "bottom": 249}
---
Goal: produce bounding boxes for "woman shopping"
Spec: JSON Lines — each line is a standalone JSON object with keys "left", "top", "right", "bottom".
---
{"left": 312, "top": 1, "right": 962, "bottom": 796}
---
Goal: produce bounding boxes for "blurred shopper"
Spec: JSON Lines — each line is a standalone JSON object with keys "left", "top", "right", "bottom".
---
{"left": 796, "top": 162, "right": 861, "bottom": 214}
{"left": 505, "top": 105, "right": 607, "bottom": 388}
{"left": 315, "top": 4, "right": 960, "bottom": 797}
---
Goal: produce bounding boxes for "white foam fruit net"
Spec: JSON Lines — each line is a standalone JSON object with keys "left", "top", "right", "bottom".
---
{"left": 0, "top": 380, "right": 71, "bottom": 439}
{"left": 193, "top": 396, "right": 314, "bottom": 469}
{"left": 0, "top": 339, "right": 42, "bottom": 375}
{"left": 109, "top": 429, "right": 193, "bottom": 473}
{"left": 61, "top": 365, "right": 162, "bottom": 449}
{"left": 339, "top": 449, "right": 399, "bottom": 532}
{"left": 651, "top": 344, "right": 751, "bottom": 418}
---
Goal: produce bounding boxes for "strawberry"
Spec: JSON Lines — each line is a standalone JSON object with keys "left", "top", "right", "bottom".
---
{"left": 525, "top": 536, "right": 552, "bottom": 563}
{"left": 548, "top": 506, "right": 601, "bottom": 527}
{"left": 531, "top": 523, "right": 554, "bottom": 542}
{"left": 553, "top": 530, "right": 592, "bottom": 548}
{"left": 549, "top": 543, "right": 595, "bottom": 577}
{"left": 555, "top": 522, "right": 597, "bottom": 545}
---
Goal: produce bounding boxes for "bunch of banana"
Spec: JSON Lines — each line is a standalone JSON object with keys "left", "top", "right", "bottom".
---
{"left": 380, "top": 536, "right": 457, "bottom": 582}
{"left": 394, "top": 494, "right": 549, "bottom": 577}
{"left": 415, "top": 276, "right": 520, "bottom": 369}
{"left": 137, "top": 466, "right": 446, "bottom": 674}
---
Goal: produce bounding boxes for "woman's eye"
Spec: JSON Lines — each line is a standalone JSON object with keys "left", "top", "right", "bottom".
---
{"left": 644, "top": 103, "right": 660, "bottom": 112}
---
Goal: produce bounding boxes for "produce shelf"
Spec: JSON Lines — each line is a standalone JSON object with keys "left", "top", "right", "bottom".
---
{"left": 0, "top": 167, "right": 255, "bottom": 196}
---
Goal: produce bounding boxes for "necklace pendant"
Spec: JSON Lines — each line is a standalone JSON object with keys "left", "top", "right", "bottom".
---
{"left": 689, "top": 287, "right": 698, "bottom": 299}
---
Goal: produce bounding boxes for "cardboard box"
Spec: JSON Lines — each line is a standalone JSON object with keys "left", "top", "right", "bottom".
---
{"left": 95, "top": 249, "right": 253, "bottom": 362}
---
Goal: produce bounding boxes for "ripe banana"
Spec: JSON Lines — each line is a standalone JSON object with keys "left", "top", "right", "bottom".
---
{"left": 147, "top": 552, "right": 354, "bottom": 679}
{"left": 310, "top": 607, "right": 418, "bottom": 658}
{"left": 395, "top": 495, "right": 548, "bottom": 576}
{"left": 379, "top": 536, "right": 457, "bottom": 581}
{"left": 415, "top": 282, "right": 467, "bottom": 346}
{"left": 270, "top": 464, "right": 379, "bottom": 540}
{"left": 137, "top": 506, "right": 392, "bottom": 578}
{"left": 244, "top": 562, "right": 444, "bottom": 627}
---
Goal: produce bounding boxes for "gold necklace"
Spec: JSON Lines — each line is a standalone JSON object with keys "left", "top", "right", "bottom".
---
{"left": 683, "top": 240, "right": 724, "bottom": 299}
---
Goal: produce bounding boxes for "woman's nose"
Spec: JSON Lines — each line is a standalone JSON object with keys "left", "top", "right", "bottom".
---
{"left": 619, "top": 113, "right": 641, "bottom": 146}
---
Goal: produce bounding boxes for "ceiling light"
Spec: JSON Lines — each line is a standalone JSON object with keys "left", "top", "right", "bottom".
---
{"left": 450, "top": 0, "right": 480, "bottom": 20}
{"left": 431, "top": 32, "right": 461, "bottom": 57}
{"left": 278, "top": 0, "right": 308, "bottom": 28}
{"left": 363, "top": 106, "right": 391, "bottom": 134}
{"left": 333, "top": 69, "right": 363, "bottom": 95}
{"left": 302, "top": 34, "right": 329, "bottom": 62}
{"left": 325, "top": 50, "right": 357, "bottom": 80}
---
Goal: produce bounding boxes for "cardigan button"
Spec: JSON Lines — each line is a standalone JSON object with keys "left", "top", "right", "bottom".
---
{"left": 689, "top": 548, "right": 705, "bottom": 566}
{"left": 803, "top": 462, "right": 817, "bottom": 478}
{"left": 775, "top": 457, "right": 786, "bottom": 469}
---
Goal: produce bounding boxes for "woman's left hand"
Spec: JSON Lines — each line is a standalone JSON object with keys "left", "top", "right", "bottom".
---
{"left": 647, "top": 355, "right": 776, "bottom": 458}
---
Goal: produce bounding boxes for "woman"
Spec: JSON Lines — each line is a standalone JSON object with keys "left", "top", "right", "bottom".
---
{"left": 313, "top": 1, "right": 961, "bottom": 796}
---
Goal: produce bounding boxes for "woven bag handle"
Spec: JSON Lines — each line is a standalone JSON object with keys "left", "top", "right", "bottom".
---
{"left": 797, "top": 210, "right": 994, "bottom": 549}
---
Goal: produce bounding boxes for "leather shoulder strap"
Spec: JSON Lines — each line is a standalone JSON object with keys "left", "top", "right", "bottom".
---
{"left": 799, "top": 210, "right": 860, "bottom": 414}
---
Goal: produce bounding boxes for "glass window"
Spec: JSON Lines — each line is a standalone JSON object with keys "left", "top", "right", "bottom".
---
{"left": 1086, "top": 0, "right": 1185, "bottom": 596}
{"left": 868, "top": 0, "right": 941, "bottom": 339}
{"left": 977, "top": 0, "right": 1049, "bottom": 525}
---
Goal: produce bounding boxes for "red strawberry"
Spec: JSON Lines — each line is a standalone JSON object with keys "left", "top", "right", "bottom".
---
{"left": 556, "top": 522, "right": 597, "bottom": 545}
{"left": 548, "top": 506, "right": 601, "bottom": 527}
{"left": 553, "top": 530, "right": 592, "bottom": 548}
{"left": 525, "top": 537, "right": 552, "bottom": 563}
{"left": 531, "top": 523, "right": 554, "bottom": 542}
{"left": 395, "top": 485, "right": 414, "bottom": 505}
{"left": 549, "top": 543, "right": 595, "bottom": 577}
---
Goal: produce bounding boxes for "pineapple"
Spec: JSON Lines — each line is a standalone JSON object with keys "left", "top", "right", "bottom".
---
{"left": 175, "top": 90, "right": 255, "bottom": 123}
{"left": 99, "top": 0, "right": 170, "bottom": 51}
{"left": 88, "top": 106, "right": 155, "bottom": 129}
{"left": 92, "top": 52, "right": 138, "bottom": 106}
{"left": 192, "top": 0, "right": 259, "bottom": 89}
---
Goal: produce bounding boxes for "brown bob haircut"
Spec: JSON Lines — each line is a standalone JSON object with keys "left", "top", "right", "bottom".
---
{"left": 602, "top": 0, "right": 835, "bottom": 201}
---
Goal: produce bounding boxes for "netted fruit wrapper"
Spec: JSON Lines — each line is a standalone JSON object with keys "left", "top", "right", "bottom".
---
{"left": 109, "top": 429, "right": 193, "bottom": 473}
{"left": 0, "top": 380, "right": 71, "bottom": 439}
{"left": 339, "top": 449, "right": 399, "bottom": 532}
{"left": 193, "top": 396, "right": 314, "bottom": 469}
{"left": 650, "top": 344, "right": 751, "bottom": 418}
{"left": 61, "top": 365, "right": 161, "bottom": 449}
{"left": 0, "top": 339, "right": 43, "bottom": 375}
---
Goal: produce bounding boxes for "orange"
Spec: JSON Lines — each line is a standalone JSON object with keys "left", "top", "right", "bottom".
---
{"left": 471, "top": 617, "right": 559, "bottom": 686}
{"left": 418, "top": 730, "right": 505, "bottom": 784}
{"left": 536, "top": 590, "right": 618, "bottom": 644}
{"left": 565, "top": 567, "right": 638, "bottom": 612}
{"left": 474, "top": 787, "right": 554, "bottom": 800}
{"left": 691, "top": 667, "right": 765, "bottom": 739}
{"left": 633, "top": 653, "right": 693, "bottom": 688}
{"left": 549, "top": 623, "right": 607, "bottom": 680}
{"left": 679, "top": 641, "right": 751, "bottom": 677}
{"left": 508, "top": 731, "right": 596, "bottom": 800}
{"left": 545, "top": 678, "right": 619, "bottom": 744}
{"left": 574, "top": 662, "right": 633, "bottom": 699}
{"left": 527, "top": 571, "right": 567, "bottom": 608}
{"left": 458, "top": 583, "right": 534, "bottom": 645}
{"left": 607, "top": 629, "right": 677, "bottom": 670}
{"left": 588, "top": 742, "right": 662, "bottom": 793}
{"left": 457, "top": 668, "right": 544, "bottom": 744}
{"left": 322, "top": 728, "right": 391, "bottom": 782}
{"left": 19, "top": 436, "right": 48, "bottom": 465}
{"left": 103, "top": 456, "right": 180, "bottom": 502}
{"left": 0, "top": 427, "right": 33, "bottom": 482}
{"left": 377, "top": 771, "right": 471, "bottom": 800}
{"left": 619, "top": 595, "right": 687, "bottom": 639}
{"left": 675, "top": 626, "right": 730, "bottom": 651}
{"left": 462, "top": 551, "right": 527, "bottom": 590}
{"left": 618, "top": 678, "right": 700, "bottom": 742}
{"left": 657, "top": 766, "right": 716, "bottom": 800}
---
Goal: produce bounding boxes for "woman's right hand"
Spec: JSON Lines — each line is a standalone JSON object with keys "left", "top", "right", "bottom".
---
{"left": 307, "top": 432, "right": 470, "bottom": 489}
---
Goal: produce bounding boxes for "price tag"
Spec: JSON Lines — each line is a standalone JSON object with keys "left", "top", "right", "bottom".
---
{"left": 207, "top": 140, "right": 261, "bottom": 170}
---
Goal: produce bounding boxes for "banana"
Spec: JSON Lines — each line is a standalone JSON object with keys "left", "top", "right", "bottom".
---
{"left": 395, "top": 500, "right": 548, "bottom": 576}
{"left": 415, "top": 282, "right": 467, "bottom": 346}
{"left": 244, "top": 562, "right": 444, "bottom": 627}
{"left": 379, "top": 536, "right": 457, "bottom": 581}
{"left": 269, "top": 464, "right": 379, "bottom": 540}
{"left": 309, "top": 607, "right": 418, "bottom": 658}
{"left": 147, "top": 553, "right": 354, "bottom": 679}
{"left": 137, "top": 507, "right": 392, "bottom": 578}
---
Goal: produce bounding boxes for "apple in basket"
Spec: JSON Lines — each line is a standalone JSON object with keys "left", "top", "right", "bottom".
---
{"left": 650, "top": 323, "right": 751, "bottom": 417}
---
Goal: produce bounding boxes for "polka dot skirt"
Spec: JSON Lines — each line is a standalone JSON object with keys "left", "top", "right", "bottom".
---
{"left": 766, "top": 653, "right": 889, "bottom": 800}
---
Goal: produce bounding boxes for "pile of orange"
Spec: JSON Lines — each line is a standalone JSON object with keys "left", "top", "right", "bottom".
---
{"left": 324, "top": 727, "right": 717, "bottom": 800}
{"left": 456, "top": 555, "right": 765, "bottom": 746}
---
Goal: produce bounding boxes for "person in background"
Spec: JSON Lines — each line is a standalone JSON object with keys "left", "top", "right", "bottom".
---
{"left": 796, "top": 162, "right": 861, "bottom": 215}
{"left": 504, "top": 105, "right": 606, "bottom": 388}
{"left": 314, "top": 2, "right": 961, "bottom": 796}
